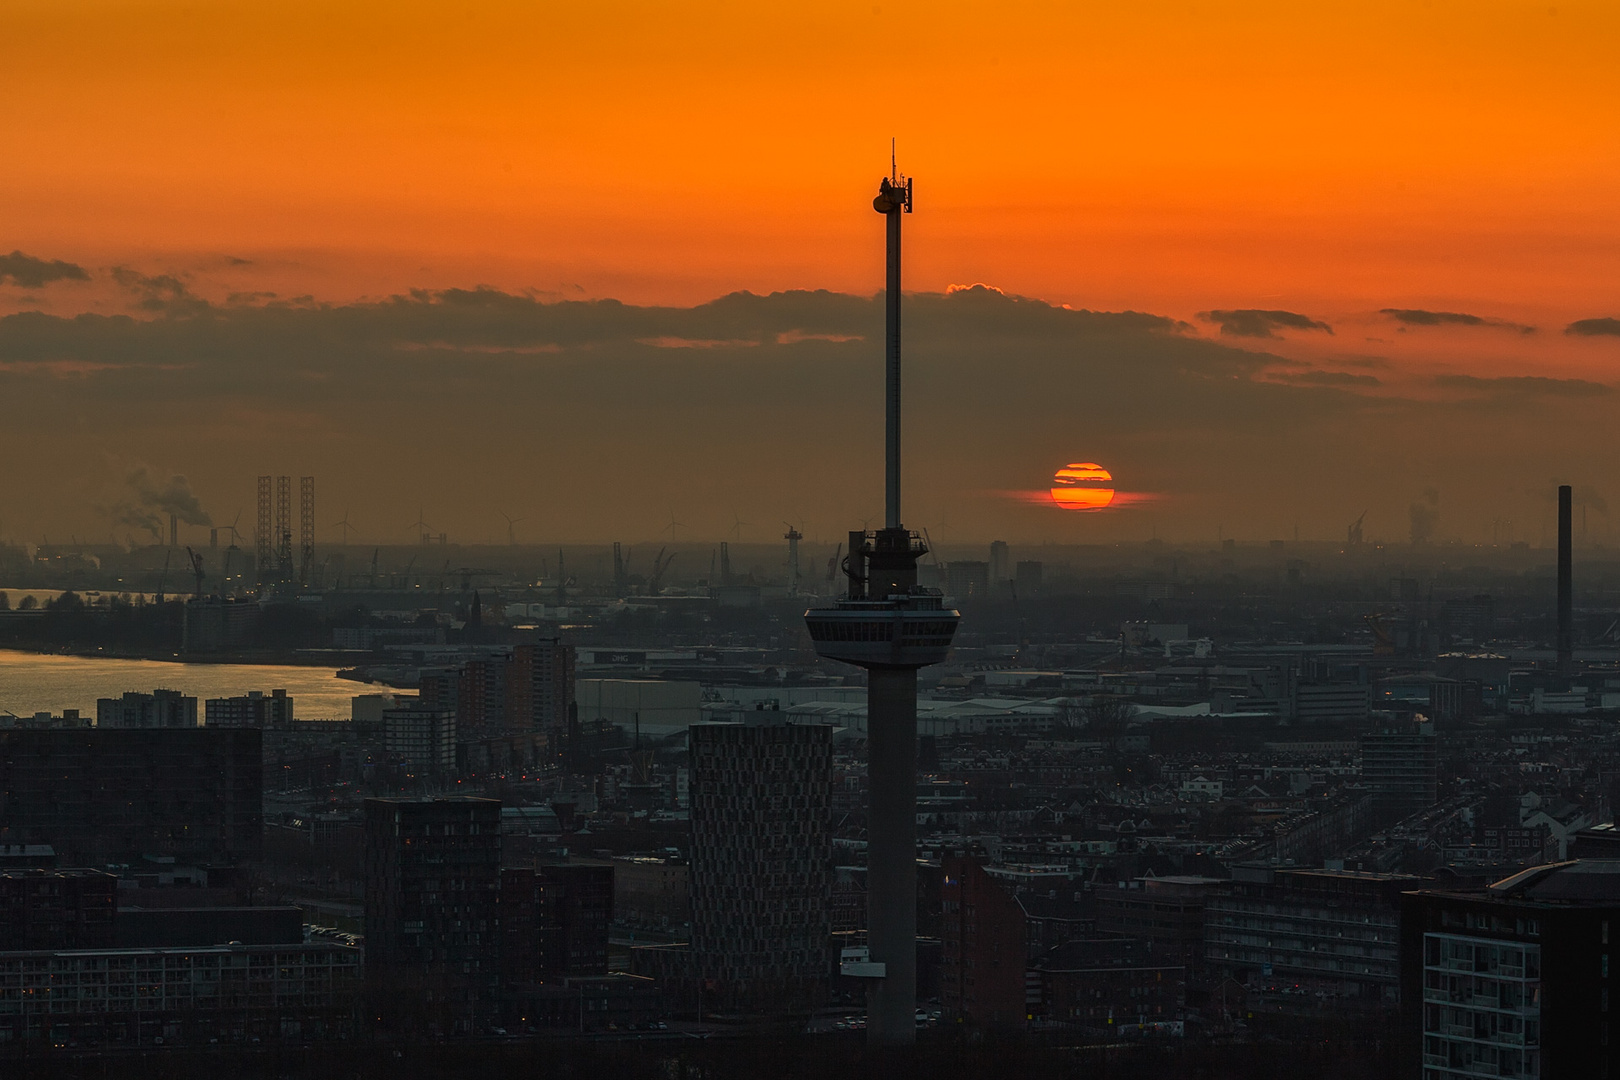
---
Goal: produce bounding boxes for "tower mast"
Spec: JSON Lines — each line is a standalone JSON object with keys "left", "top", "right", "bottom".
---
{"left": 805, "top": 152, "right": 954, "bottom": 1047}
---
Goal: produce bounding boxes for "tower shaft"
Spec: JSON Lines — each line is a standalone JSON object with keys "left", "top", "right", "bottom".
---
{"left": 885, "top": 199, "right": 902, "bottom": 530}
{"left": 867, "top": 665, "right": 918, "bottom": 1044}
{"left": 1558, "top": 484, "right": 1573, "bottom": 676}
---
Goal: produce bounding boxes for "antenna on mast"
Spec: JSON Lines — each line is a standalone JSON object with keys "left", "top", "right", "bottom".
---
{"left": 891, "top": 137, "right": 897, "bottom": 184}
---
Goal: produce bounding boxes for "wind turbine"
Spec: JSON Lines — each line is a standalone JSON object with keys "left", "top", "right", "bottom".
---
{"left": 731, "top": 513, "right": 751, "bottom": 544}
{"left": 665, "top": 510, "right": 686, "bottom": 542}
{"left": 332, "top": 510, "right": 356, "bottom": 546}
{"left": 499, "top": 510, "right": 524, "bottom": 547}
{"left": 407, "top": 509, "right": 432, "bottom": 544}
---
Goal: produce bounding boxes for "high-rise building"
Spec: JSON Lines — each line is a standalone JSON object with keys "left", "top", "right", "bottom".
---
{"left": 1362, "top": 719, "right": 1440, "bottom": 819}
{"left": 501, "top": 862, "right": 614, "bottom": 987}
{"left": 0, "top": 729, "right": 262, "bottom": 864}
{"left": 96, "top": 689, "right": 197, "bottom": 728}
{"left": 1014, "top": 560, "right": 1043, "bottom": 595}
{"left": 383, "top": 703, "right": 456, "bottom": 771}
{"left": 457, "top": 656, "right": 509, "bottom": 735}
{"left": 988, "top": 540, "right": 1010, "bottom": 584}
{"left": 204, "top": 688, "right": 293, "bottom": 728}
{"left": 688, "top": 722, "right": 832, "bottom": 1011}
{"left": 1401, "top": 860, "right": 1620, "bottom": 1079}
{"left": 364, "top": 797, "right": 502, "bottom": 1036}
{"left": 506, "top": 633, "right": 575, "bottom": 752}
{"left": 941, "top": 856, "right": 1028, "bottom": 1033}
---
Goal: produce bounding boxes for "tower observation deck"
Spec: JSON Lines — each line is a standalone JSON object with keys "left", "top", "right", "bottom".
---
{"left": 804, "top": 160, "right": 960, "bottom": 1046}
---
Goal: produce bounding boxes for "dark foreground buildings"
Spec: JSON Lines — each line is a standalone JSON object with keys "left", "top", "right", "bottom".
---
{"left": 1402, "top": 860, "right": 1620, "bottom": 1079}
{"left": 364, "top": 797, "right": 503, "bottom": 1035}
{"left": 688, "top": 722, "right": 832, "bottom": 1012}
{"left": 0, "top": 868, "right": 355, "bottom": 1044}
{"left": 0, "top": 728, "right": 262, "bottom": 864}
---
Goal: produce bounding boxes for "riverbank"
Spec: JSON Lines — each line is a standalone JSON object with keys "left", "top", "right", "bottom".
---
{"left": 0, "top": 640, "right": 370, "bottom": 668}
{"left": 0, "top": 649, "right": 361, "bottom": 721}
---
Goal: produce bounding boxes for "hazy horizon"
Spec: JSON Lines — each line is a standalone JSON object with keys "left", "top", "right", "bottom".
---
{"left": 1, "top": 279, "right": 1616, "bottom": 550}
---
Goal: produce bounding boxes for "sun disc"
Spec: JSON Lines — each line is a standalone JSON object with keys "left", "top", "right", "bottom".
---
{"left": 1050, "top": 461, "right": 1115, "bottom": 510}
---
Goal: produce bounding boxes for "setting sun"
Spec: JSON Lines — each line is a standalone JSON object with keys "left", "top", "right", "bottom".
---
{"left": 1050, "top": 463, "right": 1115, "bottom": 512}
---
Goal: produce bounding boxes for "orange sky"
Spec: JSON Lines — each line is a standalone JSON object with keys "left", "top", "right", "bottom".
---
{"left": 5, "top": 0, "right": 1619, "bottom": 367}
{"left": 3, "top": 4, "right": 1620, "bottom": 550}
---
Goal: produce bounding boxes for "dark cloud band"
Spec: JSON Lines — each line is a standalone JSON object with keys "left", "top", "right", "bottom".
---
{"left": 1567, "top": 317, "right": 1620, "bottom": 337}
{"left": 1197, "top": 309, "right": 1332, "bottom": 338}
{"left": 0, "top": 251, "right": 89, "bottom": 288}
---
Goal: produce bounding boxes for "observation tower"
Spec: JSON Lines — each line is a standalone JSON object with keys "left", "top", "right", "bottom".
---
{"left": 804, "top": 158, "right": 960, "bottom": 1046}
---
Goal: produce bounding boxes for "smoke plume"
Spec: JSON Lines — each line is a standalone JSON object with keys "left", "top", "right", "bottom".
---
{"left": 1409, "top": 487, "right": 1440, "bottom": 544}
{"left": 103, "top": 466, "right": 211, "bottom": 541}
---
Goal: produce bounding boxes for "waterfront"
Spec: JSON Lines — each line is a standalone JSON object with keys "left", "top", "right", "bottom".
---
{"left": 0, "top": 649, "right": 359, "bottom": 720}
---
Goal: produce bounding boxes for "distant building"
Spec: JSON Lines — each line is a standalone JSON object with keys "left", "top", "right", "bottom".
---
{"left": 1205, "top": 866, "right": 1423, "bottom": 1008}
{"left": 942, "top": 856, "right": 1028, "bottom": 1033}
{"left": 989, "top": 541, "right": 1011, "bottom": 584}
{"left": 1294, "top": 683, "right": 1371, "bottom": 724}
{"left": 945, "top": 561, "right": 991, "bottom": 603}
{"left": 96, "top": 689, "right": 197, "bottom": 729}
{"left": 1362, "top": 719, "right": 1439, "bottom": 819}
{"left": 383, "top": 703, "right": 456, "bottom": 770}
{"left": 205, "top": 688, "right": 293, "bottom": 728}
{"left": 364, "top": 797, "right": 502, "bottom": 1036}
{"left": 0, "top": 709, "right": 88, "bottom": 729}
{"left": 0, "top": 729, "right": 262, "bottom": 864}
{"left": 688, "top": 722, "right": 832, "bottom": 1011}
{"left": 575, "top": 679, "right": 703, "bottom": 738}
{"left": 1401, "top": 861, "right": 1620, "bottom": 1080}
{"left": 1014, "top": 560, "right": 1043, "bottom": 594}
{"left": 180, "top": 596, "right": 260, "bottom": 653}
{"left": 506, "top": 633, "right": 575, "bottom": 752}
{"left": 351, "top": 692, "right": 409, "bottom": 725}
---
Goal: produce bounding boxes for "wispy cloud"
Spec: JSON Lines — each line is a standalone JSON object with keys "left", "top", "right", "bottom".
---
{"left": 1381, "top": 308, "right": 1535, "bottom": 334}
{"left": 0, "top": 251, "right": 89, "bottom": 288}
{"left": 1433, "top": 374, "right": 1611, "bottom": 398}
{"left": 1197, "top": 309, "right": 1332, "bottom": 338}
{"left": 111, "top": 267, "right": 206, "bottom": 314}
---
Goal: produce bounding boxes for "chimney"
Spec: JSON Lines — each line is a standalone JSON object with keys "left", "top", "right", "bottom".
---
{"left": 169, "top": 513, "right": 178, "bottom": 548}
{"left": 1558, "top": 484, "right": 1573, "bottom": 676}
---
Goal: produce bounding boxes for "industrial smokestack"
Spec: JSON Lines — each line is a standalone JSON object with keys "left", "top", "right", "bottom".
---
{"left": 1558, "top": 484, "right": 1573, "bottom": 676}
{"left": 169, "top": 513, "right": 177, "bottom": 548}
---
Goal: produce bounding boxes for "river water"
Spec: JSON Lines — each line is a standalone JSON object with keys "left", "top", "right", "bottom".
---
{"left": 0, "top": 649, "right": 362, "bottom": 721}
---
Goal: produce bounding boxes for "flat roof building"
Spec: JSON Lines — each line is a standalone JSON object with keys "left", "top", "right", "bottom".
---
{"left": 1401, "top": 860, "right": 1620, "bottom": 1079}
{"left": 0, "top": 729, "right": 262, "bottom": 864}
